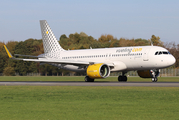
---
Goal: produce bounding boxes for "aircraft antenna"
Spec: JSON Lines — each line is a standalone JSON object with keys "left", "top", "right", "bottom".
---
{"left": 149, "top": 39, "right": 153, "bottom": 46}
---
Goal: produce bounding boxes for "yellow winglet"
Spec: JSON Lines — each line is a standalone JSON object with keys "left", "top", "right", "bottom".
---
{"left": 4, "top": 45, "right": 13, "bottom": 58}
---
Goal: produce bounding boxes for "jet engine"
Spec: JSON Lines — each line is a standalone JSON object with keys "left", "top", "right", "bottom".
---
{"left": 87, "top": 63, "right": 110, "bottom": 79}
{"left": 137, "top": 69, "right": 160, "bottom": 78}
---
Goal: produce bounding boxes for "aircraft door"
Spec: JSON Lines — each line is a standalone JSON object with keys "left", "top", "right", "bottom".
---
{"left": 143, "top": 48, "right": 151, "bottom": 61}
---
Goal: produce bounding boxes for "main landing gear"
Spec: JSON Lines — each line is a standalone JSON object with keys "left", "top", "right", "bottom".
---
{"left": 85, "top": 76, "right": 94, "bottom": 82}
{"left": 151, "top": 77, "right": 158, "bottom": 82}
{"left": 118, "top": 72, "right": 127, "bottom": 82}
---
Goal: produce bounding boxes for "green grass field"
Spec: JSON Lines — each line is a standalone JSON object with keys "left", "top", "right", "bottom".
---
{"left": 0, "top": 76, "right": 179, "bottom": 120}
{"left": 0, "top": 86, "right": 179, "bottom": 120}
{"left": 0, "top": 76, "right": 179, "bottom": 82}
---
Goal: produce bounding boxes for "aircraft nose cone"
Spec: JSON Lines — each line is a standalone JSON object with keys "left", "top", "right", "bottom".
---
{"left": 168, "top": 55, "right": 176, "bottom": 66}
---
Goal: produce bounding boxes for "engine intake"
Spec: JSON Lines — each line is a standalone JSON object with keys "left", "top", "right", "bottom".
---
{"left": 87, "top": 63, "right": 110, "bottom": 79}
{"left": 137, "top": 70, "right": 160, "bottom": 78}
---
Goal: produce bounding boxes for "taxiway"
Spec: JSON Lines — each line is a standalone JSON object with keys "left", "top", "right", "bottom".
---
{"left": 0, "top": 81, "right": 179, "bottom": 87}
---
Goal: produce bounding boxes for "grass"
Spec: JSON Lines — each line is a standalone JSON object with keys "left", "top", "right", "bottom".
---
{"left": 0, "top": 86, "right": 179, "bottom": 120}
{"left": 0, "top": 76, "right": 179, "bottom": 82}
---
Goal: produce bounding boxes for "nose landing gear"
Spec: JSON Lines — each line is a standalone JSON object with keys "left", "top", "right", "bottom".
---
{"left": 151, "top": 70, "right": 159, "bottom": 82}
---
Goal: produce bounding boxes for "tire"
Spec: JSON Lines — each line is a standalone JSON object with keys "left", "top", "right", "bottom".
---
{"left": 123, "top": 76, "right": 127, "bottom": 82}
{"left": 154, "top": 78, "right": 158, "bottom": 82}
{"left": 152, "top": 77, "right": 158, "bottom": 82}
{"left": 85, "top": 76, "right": 94, "bottom": 82}
{"left": 118, "top": 76, "right": 127, "bottom": 82}
{"left": 118, "top": 76, "right": 122, "bottom": 82}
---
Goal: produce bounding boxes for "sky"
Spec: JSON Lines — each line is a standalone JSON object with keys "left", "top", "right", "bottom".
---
{"left": 0, "top": 0, "right": 179, "bottom": 44}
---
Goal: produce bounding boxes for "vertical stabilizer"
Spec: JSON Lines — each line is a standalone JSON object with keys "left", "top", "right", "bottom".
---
{"left": 40, "top": 20, "right": 65, "bottom": 55}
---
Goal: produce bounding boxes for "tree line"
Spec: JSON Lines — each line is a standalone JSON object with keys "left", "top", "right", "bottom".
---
{"left": 0, "top": 33, "right": 178, "bottom": 76}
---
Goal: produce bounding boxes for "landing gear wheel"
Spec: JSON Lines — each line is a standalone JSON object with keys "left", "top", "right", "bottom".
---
{"left": 118, "top": 76, "right": 122, "bottom": 81}
{"left": 85, "top": 76, "right": 94, "bottom": 82}
{"left": 123, "top": 76, "right": 127, "bottom": 82}
{"left": 152, "top": 77, "right": 158, "bottom": 82}
{"left": 118, "top": 75, "right": 127, "bottom": 82}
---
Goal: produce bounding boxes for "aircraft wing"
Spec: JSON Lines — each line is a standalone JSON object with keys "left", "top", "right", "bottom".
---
{"left": 14, "top": 54, "right": 45, "bottom": 58}
{"left": 4, "top": 45, "right": 114, "bottom": 67}
{"left": 23, "top": 58, "right": 91, "bottom": 65}
{"left": 22, "top": 58, "right": 114, "bottom": 67}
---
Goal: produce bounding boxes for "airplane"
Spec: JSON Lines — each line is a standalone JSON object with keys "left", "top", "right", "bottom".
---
{"left": 4, "top": 20, "right": 176, "bottom": 82}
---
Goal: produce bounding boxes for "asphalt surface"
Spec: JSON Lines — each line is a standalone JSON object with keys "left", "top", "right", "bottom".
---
{"left": 0, "top": 81, "right": 179, "bottom": 87}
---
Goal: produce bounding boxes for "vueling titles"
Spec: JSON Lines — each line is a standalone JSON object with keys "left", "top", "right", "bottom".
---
{"left": 116, "top": 48, "right": 142, "bottom": 54}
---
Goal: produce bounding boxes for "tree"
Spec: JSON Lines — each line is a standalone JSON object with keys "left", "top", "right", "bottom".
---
{"left": 73, "top": 33, "right": 81, "bottom": 44}
{"left": 150, "top": 35, "right": 163, "bottom": 46}
{"left": 6, "top": 41, "right": 18, "bottom": 55}
{"left": 98, "top": 34, "right": 113, "bottom": 43}
{"left": 60, "top": 34, "right": 67, "bottom": 40}
{"left": 80, "top": 32, "right": 88, "bottom": 37}
{"left": 3, "top": 66, "right": 15, "bottom": 76}
{"left": 135, "top": 38, "right": 149, "bottom": 46}
{"left": 0, "top": 51, "right": 7, "bottom": 73}
{"left": 13, "top": 39, "right": 43, "bottom": 75}
{"left": 0, "top": 42, "right": 5, "bottom": 52}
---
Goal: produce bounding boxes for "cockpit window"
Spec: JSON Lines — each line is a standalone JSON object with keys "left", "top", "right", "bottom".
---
{"left": 155, "top": 52, "right": 158, "bottom": 55}
{"left": 163, "top": 52, "right": 168, "bottom": 54}
{"left": 159, "top": 52, "right": 162, "bottom": 55}
{"left": 155, "top": 51, "right": 170, "bottom": 55}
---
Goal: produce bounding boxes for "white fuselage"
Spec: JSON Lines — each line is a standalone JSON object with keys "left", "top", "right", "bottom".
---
{"left": 51, "top": 46, "right": 175, "bottom": 72}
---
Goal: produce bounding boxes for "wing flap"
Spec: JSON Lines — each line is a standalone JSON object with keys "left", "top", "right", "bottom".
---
{"left": 22, "top": 58, "right": 115, "bottom": 67}
{"left": 14, "top": 54, "right": 45, "bottom": 58}
{"left": 22, "top": 59, "right": 90, "bottom": 65}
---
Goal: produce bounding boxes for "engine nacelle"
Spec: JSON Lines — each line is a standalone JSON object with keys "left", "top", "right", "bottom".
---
{"left": 137, "top": 70, "right": 160, "bottom": 78}
{"left": 87, "top": 63, "right": 110, "bottom": 79}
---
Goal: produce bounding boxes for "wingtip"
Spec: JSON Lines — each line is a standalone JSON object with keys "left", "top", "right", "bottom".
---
{"left": 4, "top": 45, "right": 13, "bottom": 58}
